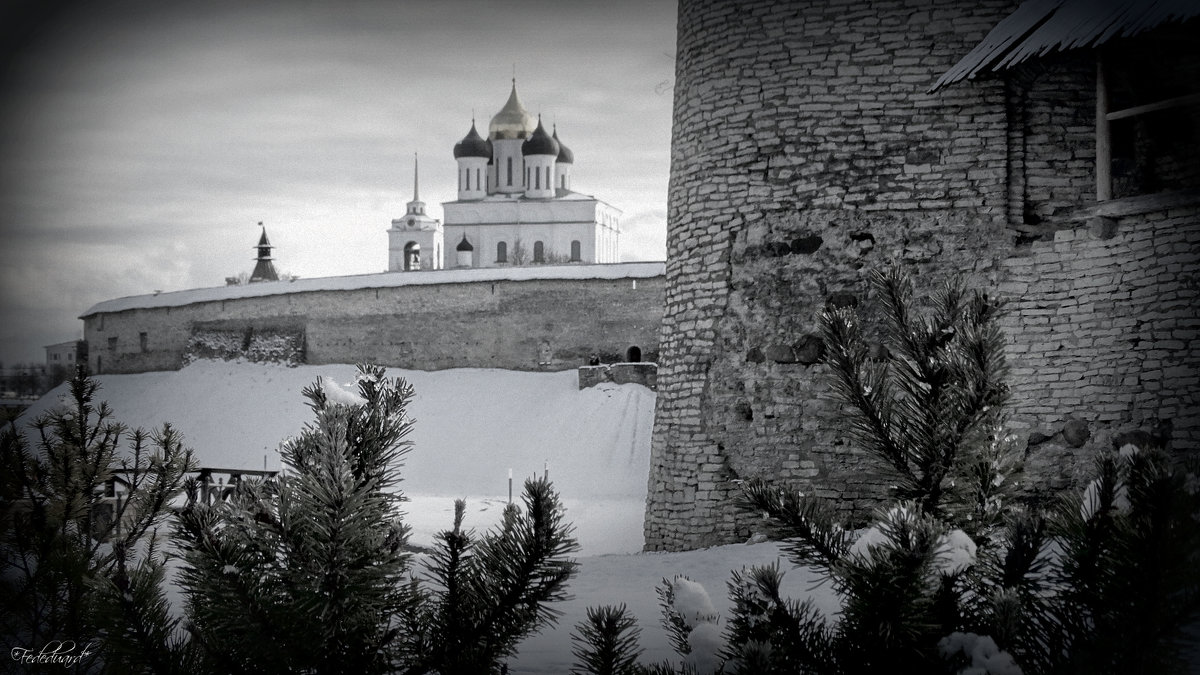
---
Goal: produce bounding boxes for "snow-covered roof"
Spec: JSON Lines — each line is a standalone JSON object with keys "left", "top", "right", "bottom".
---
{"left": 81, "top": 261, "right": 666, "bottom": 317}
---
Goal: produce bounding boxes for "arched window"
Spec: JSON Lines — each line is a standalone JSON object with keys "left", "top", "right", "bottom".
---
{"left": 476, "top": 168, "right": 481, "bottom": 192}
{"left": 535, "top": 167, "right": 541, "bottom": 189}
{"left": 570, "top": 240, "right": 581, "bottom": 262}
{"left": 496, "top": 241, "right": 507, "bottom": 263}
{"left": 465, "top": 169, "right": 470, "bottom": 191}
{"left": 403, "top": 242, "right": 421, "bottom": 271}
{"left": 533, "top": 241, "right": 545, "bottom": 263}
{"left": 626, "top": 345, "right": 642, "bottom": 363}
{"left": 507, "top": 157, "right": 513, "bottom": 186}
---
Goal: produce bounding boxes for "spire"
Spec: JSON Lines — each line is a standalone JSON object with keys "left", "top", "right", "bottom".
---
{"left": 250, "top": 222, "right": 279, "bottom": 283}
{"left": 413, "top": 153, "right": 419, "bottom": 202}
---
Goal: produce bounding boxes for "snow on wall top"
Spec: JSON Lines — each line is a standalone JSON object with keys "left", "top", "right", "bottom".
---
{"left": 81, "top": 261, "right": 666, "bottom": 318}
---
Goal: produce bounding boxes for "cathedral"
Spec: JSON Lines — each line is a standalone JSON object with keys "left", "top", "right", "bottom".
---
{"left": 388, "top": 81, "right": 622, "bottom": 272}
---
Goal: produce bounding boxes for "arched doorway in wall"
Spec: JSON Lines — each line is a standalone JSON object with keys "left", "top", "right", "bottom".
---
{"left": 626, "top": 345, "right": 642, "bottom": 363}
{"left": 404, "top": 242, "right": 421, "bottom": 271}
{"left": 533, "top": 241, "right": 545, "bottom": 263}
{"left": 570, "top": 240, "right": 581, "bottom": 262}
{"left": 496, "top": 241, "right": 508, "bottom": 263}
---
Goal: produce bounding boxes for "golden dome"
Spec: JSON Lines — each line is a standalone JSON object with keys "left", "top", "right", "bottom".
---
{"left": 488, "top": 80, "right": 537, "bottom": 140}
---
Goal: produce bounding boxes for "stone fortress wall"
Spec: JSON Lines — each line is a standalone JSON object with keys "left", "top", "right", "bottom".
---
{"left": 83, "top": 264, "right": 664, "bottom": 375}
{"left": 644, "top": 0, "right": 1200, "bottom": 550}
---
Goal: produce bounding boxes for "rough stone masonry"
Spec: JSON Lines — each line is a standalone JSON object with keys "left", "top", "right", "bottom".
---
{"left": 644, "top": 0, "right": 1200, "bottom": 551}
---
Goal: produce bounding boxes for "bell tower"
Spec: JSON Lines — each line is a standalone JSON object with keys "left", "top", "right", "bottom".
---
{"left": 388, "top": 155, "right": 444, "bottom": 271}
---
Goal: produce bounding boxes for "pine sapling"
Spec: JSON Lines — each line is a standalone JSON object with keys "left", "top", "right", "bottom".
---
{"left": 175, "top": 365, "right": 416, "bottom": 674}
{"left": 405, "top": 476, "right": 580, "bottom": 675}
{"left": 1, "top": 367, "right": 193, "bottom": 664}
{"left": 570, "top": 603, "right": 644, "bottom": 675}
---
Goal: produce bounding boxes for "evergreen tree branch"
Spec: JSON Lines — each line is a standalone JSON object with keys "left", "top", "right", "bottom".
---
{"left": 739, "top": 481, "right": 850, "bottom": 574}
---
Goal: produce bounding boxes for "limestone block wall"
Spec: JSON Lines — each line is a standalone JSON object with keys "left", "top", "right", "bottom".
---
{"left": 645, "top": 0, "right": 1018, "bottom": 551}
{"left": 578, "top": 363, "right": 659, "bottom": 391}
{"left": 1000, "top": 204, "right": 1200, "bottom": 493}
{"left": 1014, "top": 54, "right": 1096, "bottom": 230}
{"left": 84, "top": 272, "right": 663, "bottom": 375}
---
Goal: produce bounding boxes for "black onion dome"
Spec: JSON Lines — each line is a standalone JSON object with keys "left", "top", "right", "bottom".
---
{"left": 453, "top": 122, "right": 491, "bottom": 159}
{"left": 456, "top": 235, "right": 474, "bottom": 252}
{"left": 553, "top": 128, "right": 573, "bottom": 164}
{"left": 521, "top": 117, "right": 559, "bottom": 157}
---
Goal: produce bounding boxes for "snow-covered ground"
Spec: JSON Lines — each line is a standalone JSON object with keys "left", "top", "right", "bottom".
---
{"left": 20, "top": 361, "right": 825, "bottom": 672}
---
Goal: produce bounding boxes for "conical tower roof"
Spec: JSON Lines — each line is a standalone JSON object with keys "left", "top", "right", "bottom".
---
{"left": 250, "top": 223, "right": 279, "bottom": 283}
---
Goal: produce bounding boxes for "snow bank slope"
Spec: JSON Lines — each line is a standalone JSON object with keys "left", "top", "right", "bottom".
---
{"left": 23, "top": 361, "right": 653, "bottom": 501}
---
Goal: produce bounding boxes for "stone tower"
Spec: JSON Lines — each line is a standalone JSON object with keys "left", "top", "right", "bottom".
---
{"left": 644, "top": 0, "right": 1200, "bottom": 551}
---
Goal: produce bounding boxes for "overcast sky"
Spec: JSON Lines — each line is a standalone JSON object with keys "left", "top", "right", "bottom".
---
{"left": 0, "top": 0, "right": 677, "bottom": 365}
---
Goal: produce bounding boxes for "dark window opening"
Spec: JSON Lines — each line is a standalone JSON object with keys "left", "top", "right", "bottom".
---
{"left": 507, "top": 157, "right": 513, "bottom": 186}
{"left": 1097, "top": 36, "right": 1200, "bottom": 200}
{"left": 570, "top": 240, "right": 581, "bottom": 262}
{"left": 496, "top": 241, "right": 508, "bottom": 263}
{"left": 533, "top": 241, "right": 545, "bottom": 263}
{"left": 139, "top": 332, "right": 148, "bottom": 352}
{"left": 626, "top": 345, "right": 642, "bottom": 362}
{"left": 404, "top": 242, "right": 421, "bottom": 271}
{"left": 107, "top": 337, "right": 117, "bottom": 351}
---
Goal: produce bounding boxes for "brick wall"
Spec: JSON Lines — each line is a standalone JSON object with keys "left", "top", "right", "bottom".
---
{"left": 85, "top": 274, "right": 663, "bottom": 375}
{"left": 645, "top": 0, "right": 1200, "bottom": 551}
{"left": 645, "top": 0, "right": 1018, "bottom": 551}
{"left": 1015, "top": 54, "right": 1097, "bottom": 230}
{"left": 1000, "top": 205, "right": 1200, "bottom": 494}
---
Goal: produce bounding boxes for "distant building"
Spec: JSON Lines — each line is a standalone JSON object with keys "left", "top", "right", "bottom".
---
{"left": 389, "top": 81, "right": 622, "bottom": 271}
{"left": 44, "top": 340, "right": 86, "bottom": 372}
{"left": 388, "top": 156, "right": 443, "bottom": 272}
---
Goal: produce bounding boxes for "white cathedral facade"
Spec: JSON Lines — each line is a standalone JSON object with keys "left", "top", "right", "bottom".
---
{"left": 388, "top": 81, "right": 621, "bottom": 272}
